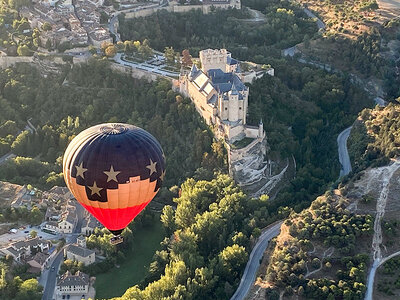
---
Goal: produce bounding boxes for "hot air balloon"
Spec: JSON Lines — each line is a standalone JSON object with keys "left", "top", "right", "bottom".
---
{"left": 63, "top": 123, "right": 165, "bottom": 244}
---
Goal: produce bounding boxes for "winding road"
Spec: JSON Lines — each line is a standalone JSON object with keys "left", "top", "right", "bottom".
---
{"left": 230, "top": 222, "right": 282, "bottom": 300}
{"left": 337, "top": 126, "right": 352, "bottom": 178}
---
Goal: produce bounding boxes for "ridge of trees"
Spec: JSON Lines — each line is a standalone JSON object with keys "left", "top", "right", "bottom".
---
{"left": 266, "top": 192, "right": 373, "bottom": 299}
{"left": 118, "top": 2, "right": 317, "bottom": 60}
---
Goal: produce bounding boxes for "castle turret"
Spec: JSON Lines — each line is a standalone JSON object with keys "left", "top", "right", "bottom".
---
{"left": 258, "top": 119, "right": 263, "bottom": 138}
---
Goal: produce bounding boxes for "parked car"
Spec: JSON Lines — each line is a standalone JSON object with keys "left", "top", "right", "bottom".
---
{"left": 51, "top": 267, "right": 55, "bottom": 271}
{"left": 24, "top": 231, "right": 29, "bottom": 233}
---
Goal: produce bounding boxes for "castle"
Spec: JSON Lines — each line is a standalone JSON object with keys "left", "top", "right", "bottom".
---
{"left": 180, "top": 49, "right": 268, "bottom": 142}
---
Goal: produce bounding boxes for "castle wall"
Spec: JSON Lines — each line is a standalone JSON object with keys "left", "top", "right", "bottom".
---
{"left": 124, "top": 0, "right": 240, "bottom": 20}
{"left": 187, "top": 80, "right": 215, "bottom": 124}
{"left": 110, "top": 62, "right": 171, "bottom": 82}
{"left": 244, "top": 126, "right": 259, "bottom": 138}
{"left": 0, "top": 56, "right": 33, "bottom": 68}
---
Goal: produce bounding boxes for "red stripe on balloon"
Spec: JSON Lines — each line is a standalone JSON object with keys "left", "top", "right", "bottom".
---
{"left": 81, "top": 200, "right": 151, "bottom": 231}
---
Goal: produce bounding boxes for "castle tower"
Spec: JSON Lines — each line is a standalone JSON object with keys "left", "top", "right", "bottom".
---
{"left": 228, "top": 83, "right": 239, "bottom": 122}
{"left": 199, "top": 49, "right": 229, "bottom": 73}
{"left": 77, "top": 235, "right": 86, "bottom": 248}
{"left": 258, "top": 119, "right": 264, "bottom": 138}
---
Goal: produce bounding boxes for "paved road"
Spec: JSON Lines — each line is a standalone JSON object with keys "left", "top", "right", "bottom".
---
{"left": 41, "top": 249, "right": 64, "bottom": 300}
{"left": 303, "top": 8, "right": 325, "bottom": 30}
{"left": 109, "top": 14, "right": 120, "bottom": 42}
{"left": 230, "top": 222, "right": 283, "bottom": 300}
{"left": 337, "top": 126, "right": 352, "bottom": 178}
{"left": 245, "top": 8, "right": 265, "bottom": 22}
{"left": 0, "top": 152, "right": 15, "bottom": 164}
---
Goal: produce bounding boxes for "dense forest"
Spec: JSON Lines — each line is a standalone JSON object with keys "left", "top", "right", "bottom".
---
{"left": 113, "top": 174, "right": 281, "bottom": 299}
{"left": 118, "top": 1, "right": 317, "bottom": 60}
{"left": 245, "top": 60, "right": 370, "bottom": 212}
{"left": 116, "top": 0, "right": 373, "bottom": 211}
{"left": 265, "top": 193, "right": 373, "bottom": 299}
{"left": 0, "top": 60, "right": 226, "bottom": 193}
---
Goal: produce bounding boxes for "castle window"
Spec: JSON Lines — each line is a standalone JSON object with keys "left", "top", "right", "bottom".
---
{"left": 225, "top": 108, "right": 228, "bottom": 110}
{"left": 239, "top": 107, "right": 242, "bottom": 110}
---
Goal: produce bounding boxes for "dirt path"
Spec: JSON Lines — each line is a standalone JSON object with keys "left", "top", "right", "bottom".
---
{"left": 365, "top": 161, "right": 400, "bottom": 300}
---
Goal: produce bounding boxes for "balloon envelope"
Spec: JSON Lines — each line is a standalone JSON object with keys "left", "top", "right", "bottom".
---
{"left": 63, "top": 123, "right": 165, "bottom": 235}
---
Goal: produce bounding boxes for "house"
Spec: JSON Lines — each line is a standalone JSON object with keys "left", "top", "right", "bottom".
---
{"left": 45, "top": 207, "right": 60, "bottom": 221}
{"left": 88, "top": 27, "right": 112, "bottom": 47}
{"left": 0, "top": 237, "right": 50, "bottom": 262}
{"left": 55, "top": 271, "right": 90, "bottom": 300}
{"left": 43, "top": 186, "right": 74, "bottom": 204}
{"left": 81, "top": 215, "right": 100, "bottom": 236}
{"left": 64, "top": 244, "right": 95, "bottom": 266}
{"left": 43, "top": 220, "right": 59, "bottom": 234}
{"left": 58, "top": 205, "right": 78, "bottom": 234}
{"left": 27, "top": 251, "right": 50, "bottom": 272}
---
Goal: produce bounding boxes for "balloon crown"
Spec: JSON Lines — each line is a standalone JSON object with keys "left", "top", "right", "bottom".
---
{"left": 100, "top": 123, "right": 129, "bottom": 135}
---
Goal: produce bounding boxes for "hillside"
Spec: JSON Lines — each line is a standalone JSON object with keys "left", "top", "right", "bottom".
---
{"left": 255, "top": 103, "right": 400, "bottom": 299}
{"left": 260, "top": 190, "right": 373, "bottom": 299}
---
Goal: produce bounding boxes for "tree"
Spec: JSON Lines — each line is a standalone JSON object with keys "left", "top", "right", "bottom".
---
{"left": 139, "top": 39, "right": 153, "bottom": 59}
{"left": 217, "top": 244, "right": 248, "bottom": 282}
{"left": 181, "top": 49, "right": 192, "bottom": 67}
{"left": 88, "top": 45, "right": 97, "bottom": 55}
{"left": 29, "top": 207, "right": 43, "bottom": 225}
{"left": 11, "top": 131, "right": 30, "bottom": 156}
{"left": 15, "top": 278, "right": 42, "bottom": 300}
{"left": 17, "top": 45, "right": 31, "bottom": 56}
{"left": 41, "top": 22, "right": 52, "bottom": 31}
{"left": 105, "top": 45, "right": 117, "bottom": 57}
{"left": 164, "top": 47, "right": 175, "bottom": 65}
{"left": 29, "top": 230, "right": 37, "bottom": 238}
{"left": 161, "top": 205, "right": 175, "bottom": 236}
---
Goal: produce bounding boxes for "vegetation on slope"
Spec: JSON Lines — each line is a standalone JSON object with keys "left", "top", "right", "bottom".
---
{"left": 118, "top": 3, "right": 318, "bottom": 59}
{"left": 265, "top": 193, "right": 373, "bottom": 299}
{"left": 348, "top": 103, "right": 400, "bottom": 173}
{"left": 294, "top": 0, "right": 379, "bottom": 36}
{"left": 248, "top": 61, "right": 370, "bottom": 211}
{"left": 113, "top": 174, "right": 281, "bottom": 300}
{"left": 0, "top": 61, "right": 226, "bottom": 191}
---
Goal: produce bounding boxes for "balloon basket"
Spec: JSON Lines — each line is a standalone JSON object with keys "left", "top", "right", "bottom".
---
{"left": 110, "top": 235, "right": 123, "bottom": 245}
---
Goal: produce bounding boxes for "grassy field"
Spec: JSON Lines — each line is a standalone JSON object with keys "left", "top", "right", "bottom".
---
{"left": 94, "top": 219, "right": 165, "bottom": 299}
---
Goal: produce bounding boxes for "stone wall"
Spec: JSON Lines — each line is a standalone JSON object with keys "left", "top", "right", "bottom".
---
{"left": 124, "top": 1, "right": 239, "bottom": 19}
{"left": 244, "top": 126, "right": 260, "bottom": 139}
{"left": 110, "top": 62, "right": 173, "bottom": 82}
{"left": 0, "top": 56, "right": 33, "bottom": 68}
{"left": 124, "top": 6, "right": 171, "bottom": 18}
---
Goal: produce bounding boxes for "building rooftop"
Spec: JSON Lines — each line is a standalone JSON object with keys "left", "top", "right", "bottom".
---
{"left": 67, "top": 244, "right": 94, "bottom": 258}
{"left": 82, "top": 215, "right": 100, "bottom": 229}
{"left": 57, "top": 270, "right": 89, "bottom": 287}
{"left": 207, "top": 69, "right": 246, "bottom": 94}
{"left": 12, "top": 237, "right": 48, "bottom": 250}
{"left": 29, "top": 251, "right": 49, "bottom": 265}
